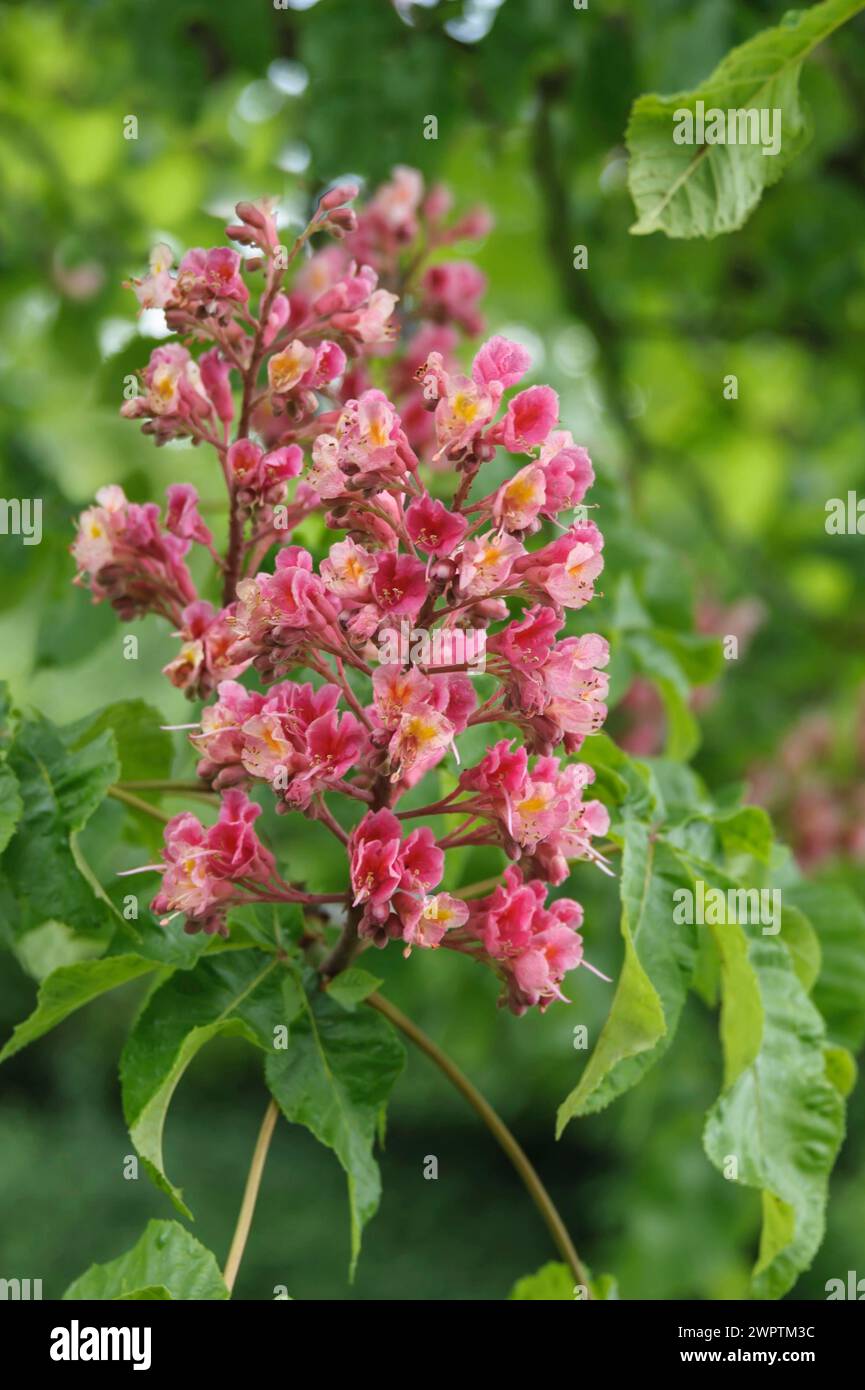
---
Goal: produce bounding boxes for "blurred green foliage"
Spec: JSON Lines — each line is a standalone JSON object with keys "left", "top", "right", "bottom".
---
{"left": 1, "top": 0, "right": 864, "bottom": 1300}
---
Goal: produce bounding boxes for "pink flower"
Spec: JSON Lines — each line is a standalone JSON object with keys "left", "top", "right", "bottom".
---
{"left": 268, "top": 340, "right": 316, "bottom": 396}
{"left": 405, "top": 495, "right": 467, "bottom": 556}
{"left": 72, "top": 485, "right": 198, "bottom": 623}
{"left": 371, "top": 552, "right": 428, "bottom": 620}
{"left": 150, "top": 789, "right": 276, "bottom": 935}
{"left": 127, "top": 243, "right": 174, "bottom": 310}
{"left": 538, "top": 431, "right": 594, "bottom": 514}
{"left": 387, "top": 703, "right": 455, "bottom": 781}
{"left": 350, "top": 809, "right": 405, "bottom": 914}
{"left": 163, "top": 600, "right": 250, "bottom": 699}
{"left": 280, "top": 709, "right": 367, "bottom": 809}
{"left": 459, "top": 531, "right": 524, "bottom": 598}
{"left": 488, "top": 606, "right": 559, "bottom": 671}
{"left": 512, "top": 521, "right": 604, "bottom": 610}
{"left": 492, "top": 464, "right": 547, "bottom": 532}
{"left": 321, "top": 538, "right": 378, "bottom": 599}
{"left": 426, "top": 361, "right": 500, "bottom": 457}
{"left": 421, "top": 261, "right": 487, "bottom": 335}
{"left": 472, "top": 335, "right": 531, "bottom": 390}
{"left": 203, "top": 247, "right": 248, "bottom": 303}
{"left": 497, "top": 385, "right": 559, "bottom": 451}
{"left": 227, "top": 439, "right": 263, "bottom": 486}
{"left": 165, "top": 484, "right": 213, "bottom": 546}
{"left": 199, "top": 348, "right": 235, "bottom": 423}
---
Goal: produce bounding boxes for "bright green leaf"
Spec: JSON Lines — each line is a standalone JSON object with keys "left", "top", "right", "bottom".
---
{"left": 63, "top": 1220, "right": 228, "bottom": 1300}
{"left": 703, "top": 938, "right": 845, "bottom": 1299}
{"left": 0, "top": 954, "right": 159, "bottom": 1064}
{"left": 627, "top": 0, "right": 865, "bottom": 238}
{"left": 557, "top": 821, "right": 698, "bottom": 1128}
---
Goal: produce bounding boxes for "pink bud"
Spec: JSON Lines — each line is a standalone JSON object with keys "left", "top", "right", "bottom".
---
{"left": 318, "top": 182, "right": 359, "bottom": 212}
{"left": 327, "top": 207, "right": 358, "bottom": 235}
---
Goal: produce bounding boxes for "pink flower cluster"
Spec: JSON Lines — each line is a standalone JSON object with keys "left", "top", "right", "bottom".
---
{"left": 78, "top": 169, "right": 614, "bottom": 1013}
{"left": 148, "top": 790, "right": 277, "bottom": 937}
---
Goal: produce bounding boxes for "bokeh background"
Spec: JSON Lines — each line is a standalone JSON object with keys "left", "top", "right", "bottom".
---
{"left": 1, "top": 0, "right": 864, "bottom": 1299}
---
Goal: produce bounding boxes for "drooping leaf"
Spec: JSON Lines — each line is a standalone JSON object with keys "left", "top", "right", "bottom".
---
{"left": 63, "top": 1219, "right": 228, "bottom": 1300}
{"left": 627, "top": 0, "right": 865, "bottom": 238}
{"left": 667, "top": 844, "right": 763, "bottom": 1089}
{"left": 703, "top": 937, "right": 845, "bottom": 1299}
{"left": 265, "top": 968, "right": 405, "bottom": 1275}
{"left": 120, "top": 952, "right": 283, "bottom": 1217}
{"left": 557, "top": 820, "right": 698, "bottom": 1129}
{"left": 0, "top": 954, "right": 159, "bottom": 1064}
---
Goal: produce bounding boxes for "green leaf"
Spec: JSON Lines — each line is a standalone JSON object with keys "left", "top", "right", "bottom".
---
{"left": 0, "top": 954, "right": 158, "bottom": 1064}
{"left": 703, "top": 937, "right": 845, "bottom": 1299}
{"left": 509, "top": 1261, "right": 574, "bottom": 1301}
{"left": 824, "top": 1044, "right": 857, "bottom": 1099}
{"left": 624, "top": 630, "right": 700, "bottom": 759}
{"left": 508, "top": 1261, "right": 619, "bottom": 1301}
{"left": 0, "top": 713, "right": 119, "bottom": 942}
{"left": 266, "top": 968, "right": 405, "bottom": 1276}
{"left": 785, "top": 881, "right": 865, "bottom": 1051}
{"left": 120, "top": 952, "right": 283, "bottom": 1217}
{"left": 62, "top": 699, "right": 173, "bottom": 783}
{"left": 627, "top": 0, "right": 865, "bottom": 238}
{"left": 12, "top": 918, "right": 106, "bottom": 982}
{"left": 0, "top": 764, "right": 22, "bottom": 854}
{"left": 557, "top": 820, "right": 698, "bottom": 1128}
{"left": 115, "top": 1285, "right": 173, "bottom": 1300}
{"left": 63, "top": 1220, "right": 229, "bottom": 1300}
{"left": 667, "top": 844, "right": 763, "bottom": 1089}
{"left": 326, "top": 967, "right": 383, "bottom": 1011}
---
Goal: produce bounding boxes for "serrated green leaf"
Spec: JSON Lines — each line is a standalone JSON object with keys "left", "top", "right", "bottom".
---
{"left": 704, "top": 937, "right": 845, "bottom": 1299}
{"left": 627, "top": 0, "right": 865, "bottom": 238}
{"left": 0, "top": 954, "right": 158, "bottom": 1063}
{"left": 63, "top": 1219, "right": 228, "bottom": 1300}
{"left": 0, "top": 713, "right": 119, "bottom": 942}
{"left": 266, "top": 969, "right": 405, "bottom": 1276}
{"left": 120, "top": 952, "right": 283, "bottom": 1216}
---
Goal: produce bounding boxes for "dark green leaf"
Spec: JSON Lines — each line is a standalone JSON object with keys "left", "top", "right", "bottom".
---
{"left": 266, "top": 968, "right": 405, "bottom": 1275}
{"left": 120, "top": 952, "right": 283, "bottom": 1215}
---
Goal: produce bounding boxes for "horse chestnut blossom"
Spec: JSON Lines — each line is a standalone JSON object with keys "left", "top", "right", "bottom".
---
{"left": 73, "top": 168, "right": 613, "bottom": 1013}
